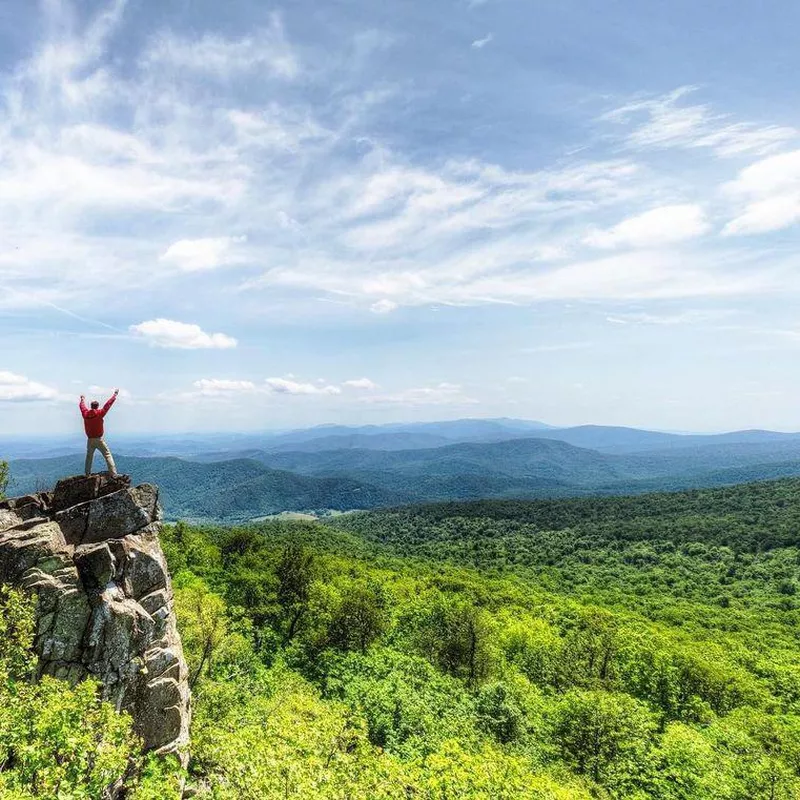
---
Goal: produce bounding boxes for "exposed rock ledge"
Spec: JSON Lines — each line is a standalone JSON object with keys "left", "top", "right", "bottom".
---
{"left": 0, "top": 474, "right": 190, "bottom": 763}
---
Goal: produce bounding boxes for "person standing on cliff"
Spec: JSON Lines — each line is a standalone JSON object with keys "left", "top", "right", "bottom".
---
{"left": 80, "top": 390, "right": 119, "bottom": 478}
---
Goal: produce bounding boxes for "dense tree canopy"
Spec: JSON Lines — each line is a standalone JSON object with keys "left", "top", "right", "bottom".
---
{"left": 153, "top": 479, "right": 800, "bottom": 797}
{"left": 4, "top": 478, "right": 800, "bottom": 797}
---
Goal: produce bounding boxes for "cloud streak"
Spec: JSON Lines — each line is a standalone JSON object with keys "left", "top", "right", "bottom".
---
{"left": 362, "top": 383, "right": 477, "bottom": 406}
{"left": 141, "top": 13, "right": 300, "bottom": 78}
{"left": 265, "top": 378, "right": 341, "bottom": 396}
{"left": 585, "top": 205, "right": 710, "bottom": 249}
{"left": 604, "top": 87, "right": 797, "bottom": 158}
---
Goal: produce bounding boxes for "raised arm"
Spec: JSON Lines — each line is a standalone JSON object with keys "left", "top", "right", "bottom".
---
{"left": 79, "top": 395, "right": 88, "bottom": 417}
{"left": 101, "top": 389, "right": 119, "bottom": 416}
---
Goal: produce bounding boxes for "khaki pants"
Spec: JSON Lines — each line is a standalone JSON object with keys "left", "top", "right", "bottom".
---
{"left": 85, "top": 438, "right": 117, "bottom": 477}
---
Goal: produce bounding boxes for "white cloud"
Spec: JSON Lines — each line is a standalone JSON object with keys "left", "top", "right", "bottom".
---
{"left": 604, "top": 87, "right": 797, "bottom": 158}
{"left": 585, "top": 204, "right": 710, "bottom": 249}
{"left": 193, "top": 379, "right": 256, "bottom": 395}
{"left": 265, "top": 378, "right": 341, "bottom": 396}
{"left": 471, "top": 34, "right": 493, "bottom": 49}
{"left": 370, "top": 299, "right": 399, "bottom": 314}
{"left": 722, "top": 150, "right": 800, "bottom": 235}
{"left": 0, "top": 371, "right": 59, "bottom": 402}
{"left": 160, "top": 237, "right": 245, "bottom": 272}
{"left": 343, "top": 378, "right": 379, "bottom": 390}
{"left": 725, "top": 149, "right": 800, "bottom": 196}
{"left": 363, "top": 382, "right": 478, "bottom": 406}
{"left": 723, "top": 196, "right": 800, "bottom": 236}
{"left": 130, "top": 319, "right": 237, "bottom": 349}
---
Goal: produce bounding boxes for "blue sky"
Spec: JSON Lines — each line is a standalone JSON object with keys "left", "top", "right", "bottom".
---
{"left": 2, "top": 0, "right": 800, "bottom": 435}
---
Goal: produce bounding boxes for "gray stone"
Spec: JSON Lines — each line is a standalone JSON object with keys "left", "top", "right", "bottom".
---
{"left": 121, "top": 536, "right": 168, "bottom": 600}
{"left": 0, "top": 508, "right": 23, "bottom": 533}
{"left": 0, "top": 474, "right": 190, "bottom": 771}
{"left": 1, "top": 494, "right": 50, "bottom": 520}
{"left": 75, "top": 543, "right": 116, "bottom": 592}
{"left": 50, "top": 474, "right": 131, "bottom": 514}
{"left": 140, "top": 588, "right": 170, "bottom": 617}
{"left": 54, "top": 502, "right": 90, "bottom": 545}
{"left": 84, "top": 487, "right": 156, "bottom": 543}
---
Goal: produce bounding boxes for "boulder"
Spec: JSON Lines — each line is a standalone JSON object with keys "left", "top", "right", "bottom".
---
{"left": 49, "top": 473, "right": 131, "bottom": 513}
{"left": 0, "top": 474, "right": 190, "bottom": 766}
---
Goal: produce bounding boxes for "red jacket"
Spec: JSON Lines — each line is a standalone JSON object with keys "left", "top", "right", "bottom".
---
{"left": 80, "top": 395, "right": 116, "bottom": 438}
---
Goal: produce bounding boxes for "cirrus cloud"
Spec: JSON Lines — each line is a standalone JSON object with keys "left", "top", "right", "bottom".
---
{"left": 141, "top": 13, "right": 300, "bottom": 79}
{"left": 604, "top": 87, "right": 797, "bottom": 158}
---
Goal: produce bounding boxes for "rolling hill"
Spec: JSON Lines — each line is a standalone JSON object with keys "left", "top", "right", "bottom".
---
{"left": 5, "top": 455, "right": 404, "bottom": 520}
{"left": 8, "top": 431, "right": 800, "bottom": 520}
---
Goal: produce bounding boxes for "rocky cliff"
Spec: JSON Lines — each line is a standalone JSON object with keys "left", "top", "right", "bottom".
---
{"left": 0, "top": 474, "right": 190, "bottom": 762}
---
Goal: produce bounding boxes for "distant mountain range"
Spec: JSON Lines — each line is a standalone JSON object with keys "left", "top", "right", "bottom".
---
{"left": 0, "top": 418, "right": 556, "bottom": 460}
{"left": 7, "top": 421, "right": 800, "bottom": 521}
{"left": 6, "top": 418, "right": 800, "bottom": 460}
{"left": 6, "top": 456, "right": 405, "bottom": 520}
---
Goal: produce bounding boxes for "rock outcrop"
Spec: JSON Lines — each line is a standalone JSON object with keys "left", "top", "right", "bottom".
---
{"left": 0, "top": 474, "right": 190, "bottom": 762}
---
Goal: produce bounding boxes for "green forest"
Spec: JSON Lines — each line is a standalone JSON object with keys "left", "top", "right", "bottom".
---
{"left": 4, "top": 477, "right": 800, "bottom": 797}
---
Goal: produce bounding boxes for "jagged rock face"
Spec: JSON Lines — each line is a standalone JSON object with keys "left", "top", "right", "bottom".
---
{"left": 0, "top": 475, "right": 190, "bottom": 762}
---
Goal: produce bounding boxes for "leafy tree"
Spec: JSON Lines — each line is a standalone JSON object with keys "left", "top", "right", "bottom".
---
{"left": 475, "top": 681, "right": 526, "bottom": 744}
{"left": 322, "top": 649, "right": 478, "bottom": 756}
{"left": 0, "top": 460, "right": 8, "bottom": 500}
{"left": 162, "top": 521, "right": 223, "bottom": 579}
{"left": 649, "top": 723, "right": 718, "bottom": 799}
{"left": 277, "top": 542, "right": 316, "bottom": 643}
{"left": 499, "top": 614, "right": 564, "bottom": 689}
{"left": 561, "top": 607, "right": 620, "bottom": 686}
{"left": 190, "top": 668, "right": 414, "bottom": 800}
{"left": 326, "top": 578, "right": 388, "bottom": 654}
{"left": 551, "top": 689, "right": 656, "bottom": 789}
{"left": 0, "top": 585, "right": 35, "bottom": 682}
{"left": 405, "top": 594, "right": 495, "bottom": 688}
{"left": 174, "top": 577, "right": 230, "bottom": 689}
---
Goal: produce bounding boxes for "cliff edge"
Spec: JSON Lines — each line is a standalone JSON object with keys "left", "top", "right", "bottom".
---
{"left": 0, "top": 474, "right": 190, "bottom": 762}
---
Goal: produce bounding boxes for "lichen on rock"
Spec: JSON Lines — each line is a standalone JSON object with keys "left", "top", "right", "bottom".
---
{"left": 0, "top": 474, "right": 190, "bottom": 763}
